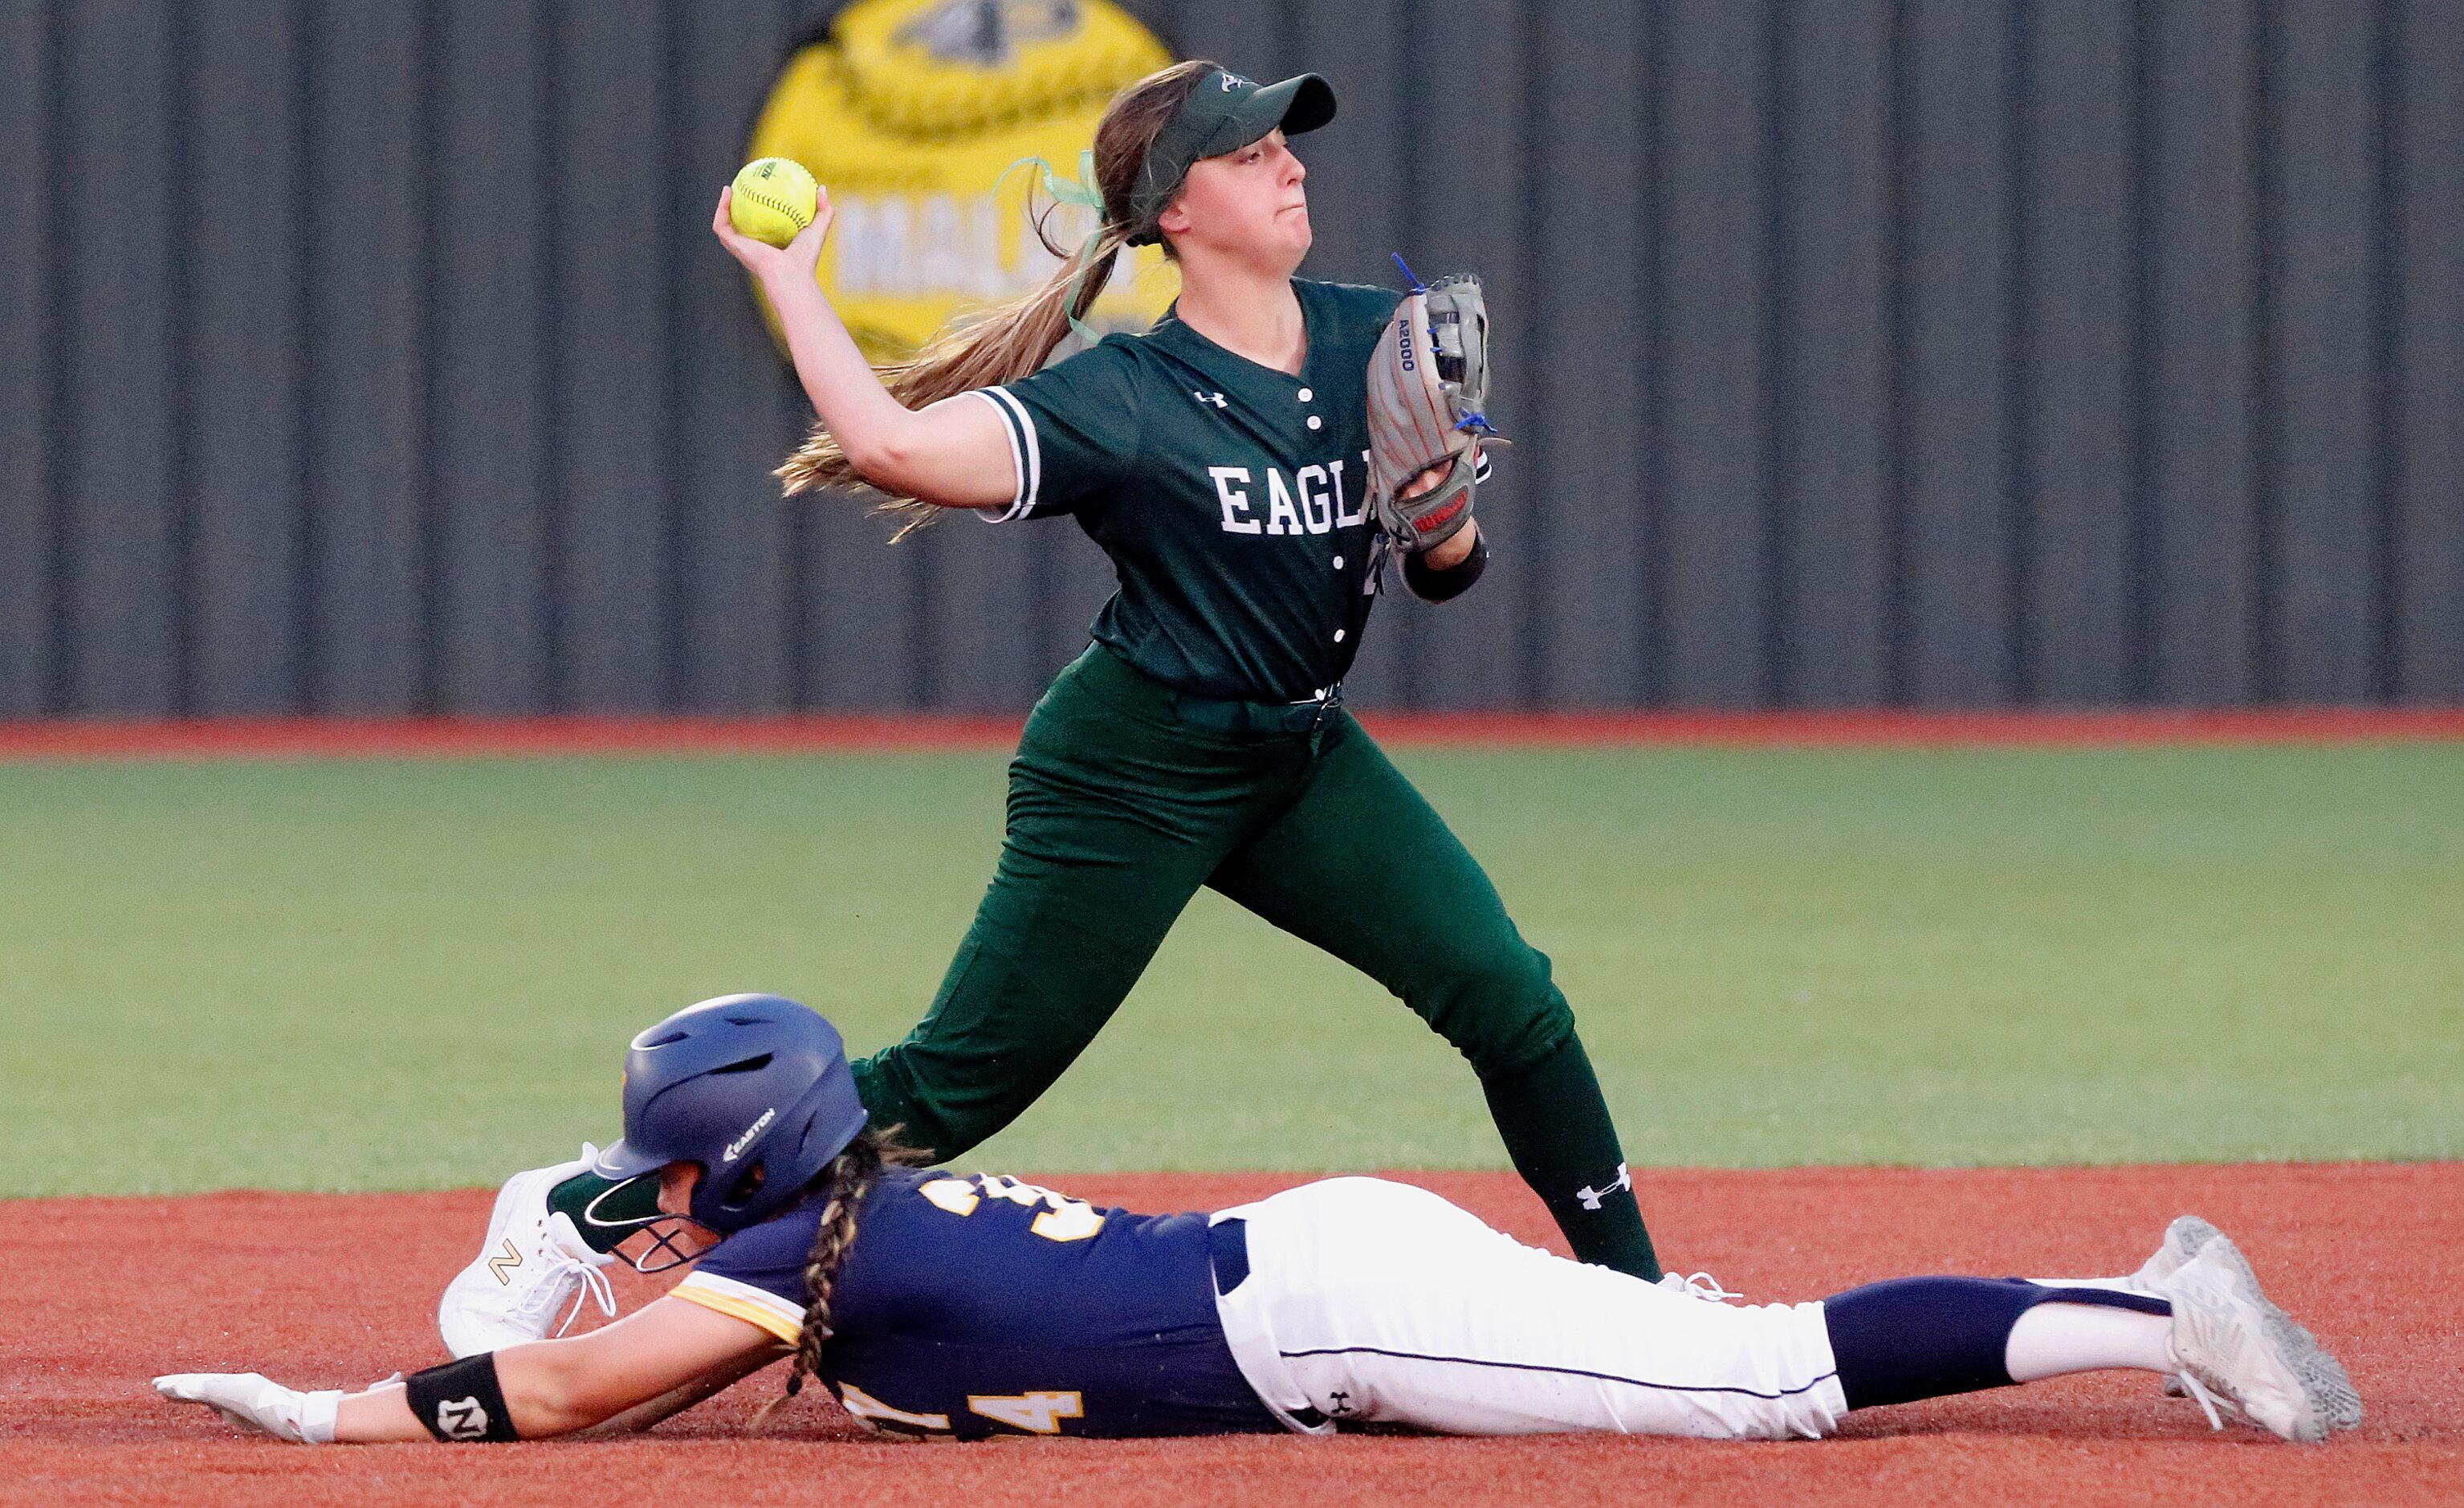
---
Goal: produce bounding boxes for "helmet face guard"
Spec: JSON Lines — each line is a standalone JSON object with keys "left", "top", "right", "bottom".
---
{"left": 577, "top": 1180, "right": 718, "bottom": 1274}
{"left": 593, "top": 994, "right": 871, "bottom": 1235}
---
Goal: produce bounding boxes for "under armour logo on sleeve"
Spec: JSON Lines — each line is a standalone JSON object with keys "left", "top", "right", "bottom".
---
{"left": 1192, "top": 390, "right": 1227, "bottom": 408}
{"left": 1574, "top": 1164, "right": 1632, "bottom": 1211}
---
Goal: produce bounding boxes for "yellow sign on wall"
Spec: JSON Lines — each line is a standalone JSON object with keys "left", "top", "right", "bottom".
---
{"left": 747, "top": 0, "right": 1179, "bottom": 361}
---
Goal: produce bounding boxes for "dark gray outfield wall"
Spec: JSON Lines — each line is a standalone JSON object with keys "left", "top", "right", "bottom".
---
{"left": 2, "top": 0, "right": 2458, "bottom": 716}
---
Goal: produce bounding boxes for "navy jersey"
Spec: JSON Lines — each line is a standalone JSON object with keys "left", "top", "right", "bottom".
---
{"left": 672, "top": 1168, "right": 1279, "bottom": 1440}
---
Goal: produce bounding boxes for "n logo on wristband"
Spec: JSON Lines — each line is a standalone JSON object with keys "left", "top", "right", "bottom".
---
{"left": 434, "top": 1396, "right": 491, "bottom": 1441}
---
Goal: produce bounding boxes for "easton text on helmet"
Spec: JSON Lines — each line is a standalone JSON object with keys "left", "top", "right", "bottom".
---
{"left": 724, "top": 1107, "right": 778, "bottom": 1163}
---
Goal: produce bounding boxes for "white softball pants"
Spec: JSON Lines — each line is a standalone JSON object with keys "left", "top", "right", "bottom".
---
{"left": 1212, "top": 1177, "right": 1850, "bottom": 1440}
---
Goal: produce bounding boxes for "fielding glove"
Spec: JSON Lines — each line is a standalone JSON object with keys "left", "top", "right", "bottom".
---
{"left": 1365, "top": 270, "right": 1503, "bottom": 553}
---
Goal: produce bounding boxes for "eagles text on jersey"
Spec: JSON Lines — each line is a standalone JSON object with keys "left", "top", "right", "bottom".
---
{"left": 965, "top": 278, "right": 1408, "bottom": 703}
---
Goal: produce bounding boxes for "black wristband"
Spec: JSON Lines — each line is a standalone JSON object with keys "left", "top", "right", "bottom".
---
{"left": 404, "top": 1353, "right": 519, "bottom": 1442}
{"left": 1403, "top": 532, "right": 1489, "bottom": 602}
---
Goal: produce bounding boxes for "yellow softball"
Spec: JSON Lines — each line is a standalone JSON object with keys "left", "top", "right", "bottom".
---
{"left": 728, "top": 157, "right": 820, "bottom": 247}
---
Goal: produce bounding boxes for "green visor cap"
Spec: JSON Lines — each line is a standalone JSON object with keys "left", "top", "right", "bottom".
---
{"left": 1126, "top": 70, "right": 1338, "bottom": 244}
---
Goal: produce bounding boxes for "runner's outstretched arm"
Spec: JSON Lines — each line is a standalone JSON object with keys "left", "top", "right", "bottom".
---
{"left": 158, "top": 1296, "right": 779, "bottom": 1444}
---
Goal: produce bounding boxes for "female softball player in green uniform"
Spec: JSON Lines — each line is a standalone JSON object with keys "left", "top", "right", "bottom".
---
{"left": 531, "top": 60, "right": 1663, "bottom": 1288}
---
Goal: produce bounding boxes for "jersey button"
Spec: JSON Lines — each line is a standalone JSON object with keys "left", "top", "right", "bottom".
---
{"left": 1297, "top": 387, "right": 1313, "bottom": 402}
{"left": 1306, "top": 415, "right": 1322, "bottom": 430}
{"left": 1334, "top": 629, "right": 1346, "bottom": 642}
{"left": 1332, "top": 555, "right": 1344, "bottom": 569}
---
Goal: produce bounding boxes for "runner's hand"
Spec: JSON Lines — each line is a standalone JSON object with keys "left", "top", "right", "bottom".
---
{"left": 155, "top": 1371, "right": 342, "bottom": 1443}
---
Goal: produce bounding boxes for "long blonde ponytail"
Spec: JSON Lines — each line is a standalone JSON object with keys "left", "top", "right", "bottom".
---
{"left": 777, "top": 60, "right": 1218, "bottom": 533}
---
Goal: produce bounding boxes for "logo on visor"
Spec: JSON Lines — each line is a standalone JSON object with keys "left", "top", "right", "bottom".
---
{"left": 724, "top": 1107, "right": 777, "bottom": 1163}
{"left": 1220, "top": 71, "right": 1252, "bottom": 90}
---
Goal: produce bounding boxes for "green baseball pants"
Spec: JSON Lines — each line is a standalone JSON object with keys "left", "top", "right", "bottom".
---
{"left": 852, "top": 645, "right": 1662, "bottom": 1280}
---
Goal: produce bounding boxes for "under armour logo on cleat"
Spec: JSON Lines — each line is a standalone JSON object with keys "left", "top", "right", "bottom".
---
{"left": 1574, "top": 1164, "right": 1632, "bottom": 1211}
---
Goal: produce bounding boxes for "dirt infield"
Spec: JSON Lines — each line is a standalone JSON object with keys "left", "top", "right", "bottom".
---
{"left": 6, "top": 1164, "right": 2455, "bottom": 1506}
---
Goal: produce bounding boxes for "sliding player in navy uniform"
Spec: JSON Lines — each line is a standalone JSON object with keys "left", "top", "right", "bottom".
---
{"left": 516, "top": 59, "right": 1669, "bottom": 1308}
{"left": 160, "top": 997, "right": 2359, "bottom": 1446}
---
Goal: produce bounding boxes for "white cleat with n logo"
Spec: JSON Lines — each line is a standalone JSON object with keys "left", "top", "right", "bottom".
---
{"left": 437, "top": 1146, "right": 617, "bottom": 1358}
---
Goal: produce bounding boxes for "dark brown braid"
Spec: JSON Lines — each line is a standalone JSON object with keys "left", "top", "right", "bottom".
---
{"left": 755, "top": 1125, "right": 923, "bottom": 1429}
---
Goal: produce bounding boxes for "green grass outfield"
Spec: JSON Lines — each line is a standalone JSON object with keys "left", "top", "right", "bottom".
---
{"left": 3, "top": 744, "right": 2458, "bottom": 1196}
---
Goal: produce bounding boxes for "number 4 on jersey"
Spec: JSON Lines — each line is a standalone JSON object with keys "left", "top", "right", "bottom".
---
{"left": 967, "top": 1390, "right": 1084, "bottom": 1434}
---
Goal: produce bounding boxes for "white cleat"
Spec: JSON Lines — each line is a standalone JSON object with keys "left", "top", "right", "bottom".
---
{"left": 2136, "top": 1214, "right": 2221, "bottom": 1400}
{"left": 2136, "top": 1215, "right": 2358, "bottom": 1427}
{"left": 2157, "top": 1236, "right": 2361, "bottom": 1443}
{"left": 2129, "top": 1213, "right": 2222, "bottom": 1294}
{"left": 1655, "top": 1270, "right": 1742, "bottom": 1302}
{"left": 438, "top": 1145, "right": 617, "bottom": 1358}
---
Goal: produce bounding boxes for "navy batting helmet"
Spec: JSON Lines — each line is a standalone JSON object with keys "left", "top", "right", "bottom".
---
{"left": 592, "top": 994, "right": 870, "bottom": 1234}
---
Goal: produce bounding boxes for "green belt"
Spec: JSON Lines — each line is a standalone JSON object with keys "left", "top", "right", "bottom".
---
{"left": 1073, "top": 644, "right": 1342, "bottom": 738}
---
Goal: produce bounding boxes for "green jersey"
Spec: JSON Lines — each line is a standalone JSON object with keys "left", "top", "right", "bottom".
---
{"left": 969, "top": 276, "right": 1405, "bottom": 703}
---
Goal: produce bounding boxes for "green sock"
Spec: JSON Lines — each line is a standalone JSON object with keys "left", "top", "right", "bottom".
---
{"left": 548, "top": 1171, "right": 662, "bottom": 1254}
{"left": 1480, "top": 1034, "right": 1664, "bottom": 1282}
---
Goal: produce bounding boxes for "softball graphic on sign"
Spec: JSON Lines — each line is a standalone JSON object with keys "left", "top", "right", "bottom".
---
{"left": 746, "top": 0, "right": 1179, "bottom": 361}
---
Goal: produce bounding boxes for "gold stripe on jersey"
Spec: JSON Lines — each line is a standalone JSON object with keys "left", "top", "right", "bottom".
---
{"left": 672, "top": 1270, "right": 805, "bottom": 1345}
